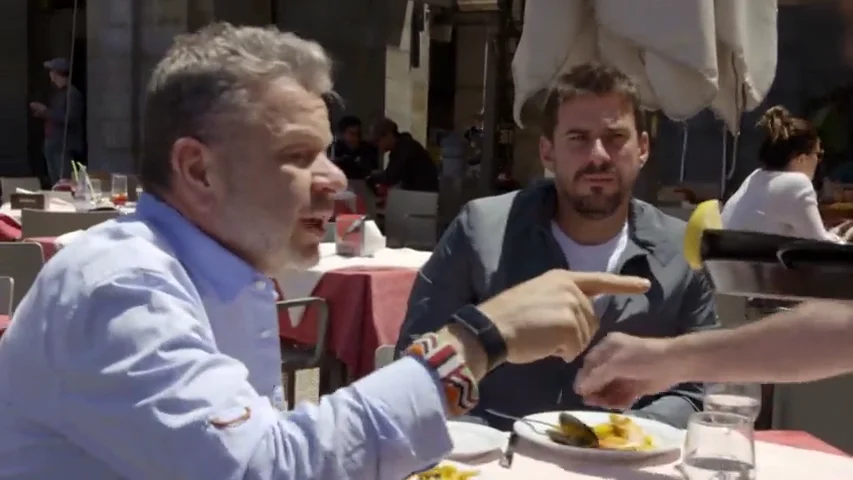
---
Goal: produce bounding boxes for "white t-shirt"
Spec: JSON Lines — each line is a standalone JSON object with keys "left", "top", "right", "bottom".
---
{"left": 722, "top": 169, "right": 840, "bottom": 242}
{"left": 551, "top": 221, "right": 629, "bottom": 314}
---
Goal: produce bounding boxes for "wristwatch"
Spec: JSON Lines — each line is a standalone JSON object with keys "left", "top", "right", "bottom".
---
{"left": 450, "top": 304, "right": 508, "bottom": 372}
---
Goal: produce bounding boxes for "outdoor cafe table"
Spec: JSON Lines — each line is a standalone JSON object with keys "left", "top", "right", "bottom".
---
{"left": 455, "top": 432, "right": 851, "bottom": 479}
{"left": 276, "top": 245, "right": 431, "bottom": 383}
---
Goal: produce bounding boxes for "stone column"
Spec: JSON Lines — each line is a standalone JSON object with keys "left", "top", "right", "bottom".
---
{"left": 0, "top": 0, "right": 30, "bottom": 175}
{"left": 385, "top": 1, "right": 431, "bottom": 145}
{"left": 87, "top": 0, "right": 206, "bottom": 173}
{"left": 274, "top": 0, "right": 429, "bottom": 144}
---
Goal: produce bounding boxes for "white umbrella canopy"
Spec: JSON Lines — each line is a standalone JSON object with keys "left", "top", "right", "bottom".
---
{"left": 512, "top": 0, "right": 779, "bottom": 134}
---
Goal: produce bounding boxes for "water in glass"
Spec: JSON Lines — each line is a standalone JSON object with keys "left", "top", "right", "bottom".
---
{"left": 704, "top": 394, "right": 761, "bottom": 420}
{"left": 89, "top": 178, "right": 103, "bottom": 204}
{"left": 681, "top": 411, "right": 756, "bottom": 480}
{"left": 704, "top": 383, "right": 762, "bottom": 422}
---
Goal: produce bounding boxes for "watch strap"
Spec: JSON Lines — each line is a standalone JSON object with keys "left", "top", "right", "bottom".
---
{"left": 406, "top": 333, "right": 479, "bottom": 417}
{"left": 450, "top": 304, "right": 508, "bottom": 372}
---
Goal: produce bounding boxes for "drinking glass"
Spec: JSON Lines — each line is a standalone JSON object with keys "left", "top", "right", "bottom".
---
{"left": 704, "top": 383, "right": 762, "bottom": 422}
{"left": 111, "top": 174, "right": 128, "bottom": 206}
{"left": 681, "top": 412, "right": 756, "bottom": 480}
{"left": 89, "top": 178, "right": 103, "bottom": 204}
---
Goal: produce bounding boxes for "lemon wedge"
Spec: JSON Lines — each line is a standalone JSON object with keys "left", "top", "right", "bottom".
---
{"left": 684, "top": 200, "right": 722, "bottom": 270}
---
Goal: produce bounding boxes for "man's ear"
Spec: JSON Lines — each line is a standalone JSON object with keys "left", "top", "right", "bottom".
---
{"left": 540, "top": 135, "right": 556, "bottom": 172}
{"left": 638, "top": 131, "right": 650, "bottom": 168}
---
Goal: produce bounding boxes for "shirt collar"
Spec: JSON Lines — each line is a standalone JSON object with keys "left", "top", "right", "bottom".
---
{"left": 134, "top": 193, "right": 266, "bottom": 302}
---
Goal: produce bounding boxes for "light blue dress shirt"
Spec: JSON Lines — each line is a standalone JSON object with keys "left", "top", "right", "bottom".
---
{"left": 0, "top": 193, "right": 452, "bottom": 479}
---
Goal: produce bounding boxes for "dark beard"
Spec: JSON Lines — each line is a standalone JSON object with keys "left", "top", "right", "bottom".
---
{"left": 568, "top": 187, "right": 624, "bottom": 220}
{"left": 567, "top": 162, "right": 625, "bottom": 219}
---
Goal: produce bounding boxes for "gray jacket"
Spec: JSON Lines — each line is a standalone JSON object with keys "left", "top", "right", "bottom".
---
{"left": 396, "top": 180, "right": 719, "bottom": 430}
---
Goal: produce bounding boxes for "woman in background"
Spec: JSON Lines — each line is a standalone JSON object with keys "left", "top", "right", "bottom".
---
{"left": 723, "top": 106, "right": 847, "bottom": 242}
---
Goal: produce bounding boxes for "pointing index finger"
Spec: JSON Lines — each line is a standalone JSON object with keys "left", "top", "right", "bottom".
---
{"left": 568, "top": 272, "right": 651, "bottom": 296}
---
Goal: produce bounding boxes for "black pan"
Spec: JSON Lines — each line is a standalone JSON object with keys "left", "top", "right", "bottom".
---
{"left": 700, "top": 230, "right": 853, "bottom": 301}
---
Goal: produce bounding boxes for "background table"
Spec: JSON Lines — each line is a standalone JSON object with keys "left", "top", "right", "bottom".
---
{"left": 278, "top": 266, "right": 417, "bottom": 380}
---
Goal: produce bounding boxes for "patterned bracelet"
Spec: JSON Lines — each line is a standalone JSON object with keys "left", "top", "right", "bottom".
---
{"left": 406, "top": 332, "right": 480, "bottom": 417}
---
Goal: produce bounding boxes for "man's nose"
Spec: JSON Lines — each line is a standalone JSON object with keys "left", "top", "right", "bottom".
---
{"left": 589, "top": 138, "right": 611, "bottom": 165}
{"left": 311, "top": 153, "right": 347, "bottom": 193}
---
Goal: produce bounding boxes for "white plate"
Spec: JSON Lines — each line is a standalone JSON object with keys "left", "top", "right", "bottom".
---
{"left": 446, "top": 421, "right": 509, "bottom": 460}
{"left": 513, "top": 411, "right": 684, "bottom": 461}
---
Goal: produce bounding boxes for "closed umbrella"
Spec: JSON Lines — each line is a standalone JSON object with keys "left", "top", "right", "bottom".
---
{"left": 512, "top": 0, "right": 778, "bottom": 134}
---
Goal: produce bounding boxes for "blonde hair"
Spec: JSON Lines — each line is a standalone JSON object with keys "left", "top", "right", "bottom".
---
{"left": 756, "top": 105, "right": 818, "bottom": 170}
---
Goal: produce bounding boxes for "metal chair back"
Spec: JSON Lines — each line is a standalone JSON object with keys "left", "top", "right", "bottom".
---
{"left": 21, "top": 209, "right": 119, "bottom": 238}
{"left": 0, "top": 276, "right": 13, "bottom": 316}
{"left": 385, "top": 189, "right": 438, "bottom": 250}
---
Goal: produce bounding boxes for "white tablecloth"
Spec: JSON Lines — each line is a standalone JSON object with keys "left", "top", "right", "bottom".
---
{"left": 461, "top": 439, "right": 853, "bottom": 479}
{"left": 274, "top": 243, "right": 432, "bottom": 326}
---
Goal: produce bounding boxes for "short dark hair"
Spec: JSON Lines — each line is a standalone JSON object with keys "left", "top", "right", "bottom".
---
{"left": 371, "top": 117, "right": 398, "bottom": 139}
{"left": 540, "top": 63, "right": 645, "bottom": 139}
{"left": 336, "top": 115, "right": 362, "bottom": 133}
{"left": 757, "top": 106, "right": 820, "bottom": 170}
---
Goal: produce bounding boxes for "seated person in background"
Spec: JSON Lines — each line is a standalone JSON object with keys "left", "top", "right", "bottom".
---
{"left": 395, "top": 63, "right": 718, "bottom": 430}
{"left": 369, "top": 117, "right": 439, "bottom": 192}
{"left": 723, "top": 106, "right": 849, "bottom": 242}
{"left": 330, "top": 115, "right": 379, "bottom": 180}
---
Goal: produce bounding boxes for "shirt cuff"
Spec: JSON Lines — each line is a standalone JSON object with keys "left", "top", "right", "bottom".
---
{"left": 352, "top": 356, "right": 453, "bottom": 467}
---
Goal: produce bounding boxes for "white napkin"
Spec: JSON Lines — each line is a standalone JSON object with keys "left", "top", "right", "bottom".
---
{"left": 361, "top": 220, "right": 386, "bottom": 256}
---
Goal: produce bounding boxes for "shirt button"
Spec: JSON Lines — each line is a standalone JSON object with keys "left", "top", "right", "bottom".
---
{"left": 260, "top": 329, "right": 276, "bottom": 339}
{"left": 254, "top": 280, "right": 267, "bottom": 291}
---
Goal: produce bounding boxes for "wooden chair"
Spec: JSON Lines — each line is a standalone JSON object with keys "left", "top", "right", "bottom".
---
{"left": 21, "top": 209, "right": 120, "bottom": 238}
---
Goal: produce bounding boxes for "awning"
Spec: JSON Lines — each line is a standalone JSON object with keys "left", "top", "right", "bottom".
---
{"left": 512, "top": 0, "right": 779, "bottom": 133}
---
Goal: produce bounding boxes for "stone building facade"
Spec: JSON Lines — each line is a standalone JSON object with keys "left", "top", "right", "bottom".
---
{"left": 86, "top": 0, "right": 430, "bottom": 174}
{"left": 1, "top": 0, "right": 851, "bottom": 196}
{"left": 0, "top": 0, "right": 429, "bottom": 177}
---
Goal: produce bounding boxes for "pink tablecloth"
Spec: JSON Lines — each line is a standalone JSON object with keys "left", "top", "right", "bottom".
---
{"left": 278, "top": 266, "right": 417, "bottom": 379}
{"left": 0, "top": 214, "right": 21, "bottom": 241}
